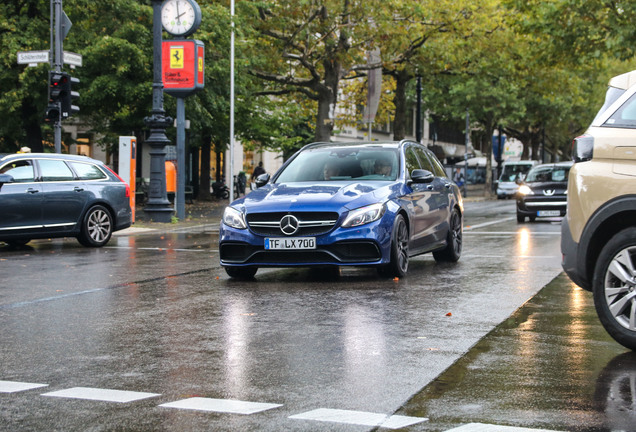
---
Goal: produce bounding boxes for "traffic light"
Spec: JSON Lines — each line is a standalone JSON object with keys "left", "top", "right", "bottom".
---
{"left": 45, "top": 72, "right": 66, "bottom": 123}
{"left": 45, "top": 104, "right": 60, "bottom": 123}
{"left": 60, "top": 75, "right": 80, "bottom": 119}
{"left": 49, "top": 72, "right": 66, "bottom": 103}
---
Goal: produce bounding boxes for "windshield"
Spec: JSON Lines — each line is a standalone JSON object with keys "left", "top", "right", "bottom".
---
{"left": 275, "top": 147, "right": 399, "bottom": 183}
{"left": 498, "top": 164, "right": 533, "bottom": 182}
{"left": 526, "top": 165, "right": 571, "bottom": 183}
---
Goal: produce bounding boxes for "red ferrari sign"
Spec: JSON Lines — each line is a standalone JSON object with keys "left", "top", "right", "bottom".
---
{"left": 162, "top": 39, "right": 204, "bottom": 97}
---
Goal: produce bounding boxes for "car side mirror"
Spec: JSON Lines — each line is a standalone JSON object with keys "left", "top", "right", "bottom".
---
{"left": 410, "top": 169, "right": 434, "bottom": 184}
{"left": 0, "top": 173, "right": 14, "bottom": 185}
{"left": 255, "top": 173, "right": 270, "bottom": 188}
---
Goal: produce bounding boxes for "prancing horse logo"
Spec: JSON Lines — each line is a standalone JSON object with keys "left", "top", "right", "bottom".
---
{"left": 280, "top": 215, "right": 299, "bottom": 235}
{"left": 543, "top": 189, "right": 556, "bottom": 196}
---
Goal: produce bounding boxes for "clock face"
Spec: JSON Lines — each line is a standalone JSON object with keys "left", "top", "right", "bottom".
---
{"left": 161, "top": 0, "right": 199, "bottom": 36}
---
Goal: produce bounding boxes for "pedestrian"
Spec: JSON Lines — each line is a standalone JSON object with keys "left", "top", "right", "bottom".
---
{"left": 453, "top": 167, "right": 465, "bottom": 187}
{"left": 251, "top": 161, "right": 266, "bottom": 190}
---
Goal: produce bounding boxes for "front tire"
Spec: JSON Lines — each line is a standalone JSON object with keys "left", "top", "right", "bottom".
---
{"left": 378, "top": 214, "right": 409, "bottom": 278}
{"left": 433, "top": 208, "right": 462, "bottom": 262}
{"left": 78, "top": 205, "right": 113, "bottom": 247}
{"left": 593, "top": 227, "right": 636, "bottom": 351}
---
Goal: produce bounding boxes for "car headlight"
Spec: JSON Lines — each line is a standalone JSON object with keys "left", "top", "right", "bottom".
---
{"left": 342, "top": 203, "right": 386, "bottom": 228}
{"left": 222, "top": 207, "right": 247, "bottom": 229}
{"left": 517, "top": 185, "right": 533, "bottom": 195}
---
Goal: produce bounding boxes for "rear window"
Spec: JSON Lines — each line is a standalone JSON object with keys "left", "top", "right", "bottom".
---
{"left": 69, "top": 161, "right": 107, "bottom": 180}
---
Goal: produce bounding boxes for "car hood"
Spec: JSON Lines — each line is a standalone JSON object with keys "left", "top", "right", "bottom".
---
{"left": 232, "top": 181, "right": 401, "bottom": 214}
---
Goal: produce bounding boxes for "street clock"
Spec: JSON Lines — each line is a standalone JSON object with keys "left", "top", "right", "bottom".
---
{"left": 161, "top": 0, "right": 202, "bottom": 37}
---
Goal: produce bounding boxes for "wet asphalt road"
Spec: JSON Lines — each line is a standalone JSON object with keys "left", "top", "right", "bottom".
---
{"left": 0, "top": 200, "right": 632, "bottom": 431}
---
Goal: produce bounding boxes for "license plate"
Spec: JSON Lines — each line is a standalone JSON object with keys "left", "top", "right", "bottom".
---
{"left": 538, "top": 210, "right": 560, "bottom": 217}
{"left": 265, "top": 237, "right": 316, "bottom": 250}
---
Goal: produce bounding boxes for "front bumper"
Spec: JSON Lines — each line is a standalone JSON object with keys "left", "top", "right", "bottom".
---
{"left": 516, "top": 196, "right": 567, "bottom": 218}
{"left": 219, "top": 217, "right": 392, "bottom": 268}
{"left": 560, "top": 215, "right": 591, "bottom": 291}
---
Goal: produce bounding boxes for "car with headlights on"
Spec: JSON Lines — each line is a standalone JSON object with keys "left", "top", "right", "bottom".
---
{"left": 0, "top": 153, "right": 132, "bottom": 247}
{"left": 515, "top": 161, "right": 573, "bottom": 223}
{"left": 219, "top": 140, "right": 463, "bottom": 279}
{"left": 562, "top": 69, "right": 636, "bottom": 350}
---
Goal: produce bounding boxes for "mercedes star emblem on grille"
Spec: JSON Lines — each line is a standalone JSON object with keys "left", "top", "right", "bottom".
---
{"left": 280, "top": 215, "right": 300, "bottom": 235}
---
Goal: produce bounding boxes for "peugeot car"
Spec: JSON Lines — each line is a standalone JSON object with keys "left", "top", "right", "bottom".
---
{"left": 0, "top": 153, "right": 132, "bottom": 247}
{"left": 516, "top": 161, "right": 573, "bottom": 223}
{"left": 219, "top": 140, "right": 463, "bottom": 279}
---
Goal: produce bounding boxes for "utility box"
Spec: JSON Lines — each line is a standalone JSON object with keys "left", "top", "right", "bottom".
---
{"left": 118, "top": 136, "right": 137, "bottom": 222}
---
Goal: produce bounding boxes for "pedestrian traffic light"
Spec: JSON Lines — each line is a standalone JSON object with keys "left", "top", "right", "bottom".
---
{"left": 61, "top": 75, "right": 80, "bottom": 119}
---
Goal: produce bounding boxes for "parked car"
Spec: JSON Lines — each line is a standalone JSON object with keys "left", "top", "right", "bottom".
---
{"left": 219, "top": 140, "right": 463, "bottom": 279}
{"left": 515, "top": 161, "right": 573, "bottom": 223}
{"left": 496, "top": 160, "right": 538, "bottom": 199}
{"left": 0, "top": 153, "right": 132, "bottom": 247}
{"left": 561, "top": 69, "right": 636, "bottom": 350}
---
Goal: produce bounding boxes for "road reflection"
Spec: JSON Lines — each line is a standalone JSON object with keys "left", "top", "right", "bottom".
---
{"left": 595, "top": 352, "right": 636, "bottom": 431}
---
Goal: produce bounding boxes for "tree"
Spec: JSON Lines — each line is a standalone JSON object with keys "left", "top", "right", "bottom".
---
{"left": 248, "top": 0, "right": 378, "bottom": 142}
{"left": 0, "top": 0, "right": 51, "bottom": 152}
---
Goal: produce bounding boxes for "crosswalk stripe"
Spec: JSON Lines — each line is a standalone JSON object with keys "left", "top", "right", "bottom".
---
{"left": 0, "top": 380, "right": 48, "bottom": 393}
{"left": 445, "top": 423, "right": 564, "bottom": 432}
{"left": 41, "top": 387, "right": 160, "bottom": 403}
{"left": 159, "top": 397, "right": 283, "bottom": 414}
{"left": 289, "top": 408, "right": 428, "bottom": 429}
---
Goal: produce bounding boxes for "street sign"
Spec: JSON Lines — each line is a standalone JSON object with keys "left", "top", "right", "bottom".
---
{"left": 16, "top": 50, "right": 82, "bottom": 67}
{"left": 63, "top": 51, "right": 82, "bottom": 67}
{"left": 17, "top": 51, "right": 49, "bottom": 65}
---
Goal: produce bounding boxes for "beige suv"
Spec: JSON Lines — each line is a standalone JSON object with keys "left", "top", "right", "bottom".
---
{"left": 562, "top": 70, "right": 636, "bottom": 351}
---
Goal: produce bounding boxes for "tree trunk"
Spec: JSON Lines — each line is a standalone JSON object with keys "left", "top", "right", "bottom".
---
{"left": 198, "top": 136, "right": 212, "bottom": 201}
{"left": 392, "top": 70, "right": 411, "bottom": 141}
{"left": 313, "top": 60, "right": 340, "bottom": 142}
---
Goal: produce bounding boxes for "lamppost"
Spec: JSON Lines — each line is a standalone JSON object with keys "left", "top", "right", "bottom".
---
{"left": 143, "top": 0, "right": 174, "bottom": 222}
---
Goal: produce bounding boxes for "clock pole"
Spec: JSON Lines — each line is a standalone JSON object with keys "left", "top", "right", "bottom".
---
{"left": 143, "top": 0, "right": 174, "bottom": 222}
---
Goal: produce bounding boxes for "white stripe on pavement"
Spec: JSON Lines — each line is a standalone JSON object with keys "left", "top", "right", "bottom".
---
{"left": 0, "top": 380, "right": 48, "bottom": 393}
{"left": 445, "top": 423, "right": 564, "bottom": 432}
{"left": 159, "top": 397, "right": 282, "bottom": 414}
{"left": 41, "top": 387, "right": 160, "bottom": 403}
{"left": 289, "top": 408, "right": 427, "bottom": 429}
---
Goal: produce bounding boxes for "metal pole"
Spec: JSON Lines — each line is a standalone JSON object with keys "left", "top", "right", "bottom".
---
{"left": 416, "top": 76, "right": 422, "bottom": 143}
{"left": 53, "top": 0, "right": 62, "bottom": 153}
{"left": 176, "top": 97, "right": 186, "bottom": 220}
{"left": 229, "top": 0, "right": 235, "bottom": 202}
{"left": 464, "top": 108, "right": 469, "bottom": 198}
{"left": 143, "top": 0, "right": 174, "bottom": 222}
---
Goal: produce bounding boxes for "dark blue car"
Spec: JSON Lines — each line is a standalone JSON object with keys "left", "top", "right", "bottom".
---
{"left": 219, "top": 141, "right": 463, "bottom": 279}
{"left": 0, "top": 153, "right": 132, "bottom": 247}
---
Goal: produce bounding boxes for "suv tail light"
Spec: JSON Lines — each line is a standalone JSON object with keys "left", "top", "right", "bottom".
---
{"left": 572, "top": 134, "right": 594, "bottom": 163}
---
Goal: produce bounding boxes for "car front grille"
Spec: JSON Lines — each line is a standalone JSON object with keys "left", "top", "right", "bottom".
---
{"left": 220, "top": 241, "right": 381, "bottom": 265}
{"left": 246, "top": 211, "right": 339, "bottom": 236}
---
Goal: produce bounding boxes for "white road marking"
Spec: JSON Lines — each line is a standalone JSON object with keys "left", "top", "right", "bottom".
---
{"left": 289, "top": 408, "right": 428, "bottom": 429}
{"left": 159, "top": 397, "right": 282, "bottom": 414}
{"left": 465, "top": 217, "right": 515, "bottom": 230}
{"left": 41, "top": 387, "right": 160, "bottom": 403}
{"left": 445, "top": 423, "right": 564, "bottom": 432}
{"left": 0, "top": 380, "right": 48, "bottom": 393}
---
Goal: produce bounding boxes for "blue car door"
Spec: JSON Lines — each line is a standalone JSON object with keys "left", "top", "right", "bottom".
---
{"left": 0, "top": 158, "right": 43, "bottom": 235}
{"left": 37, "top": 158, "right": 90, "bottom": 233}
